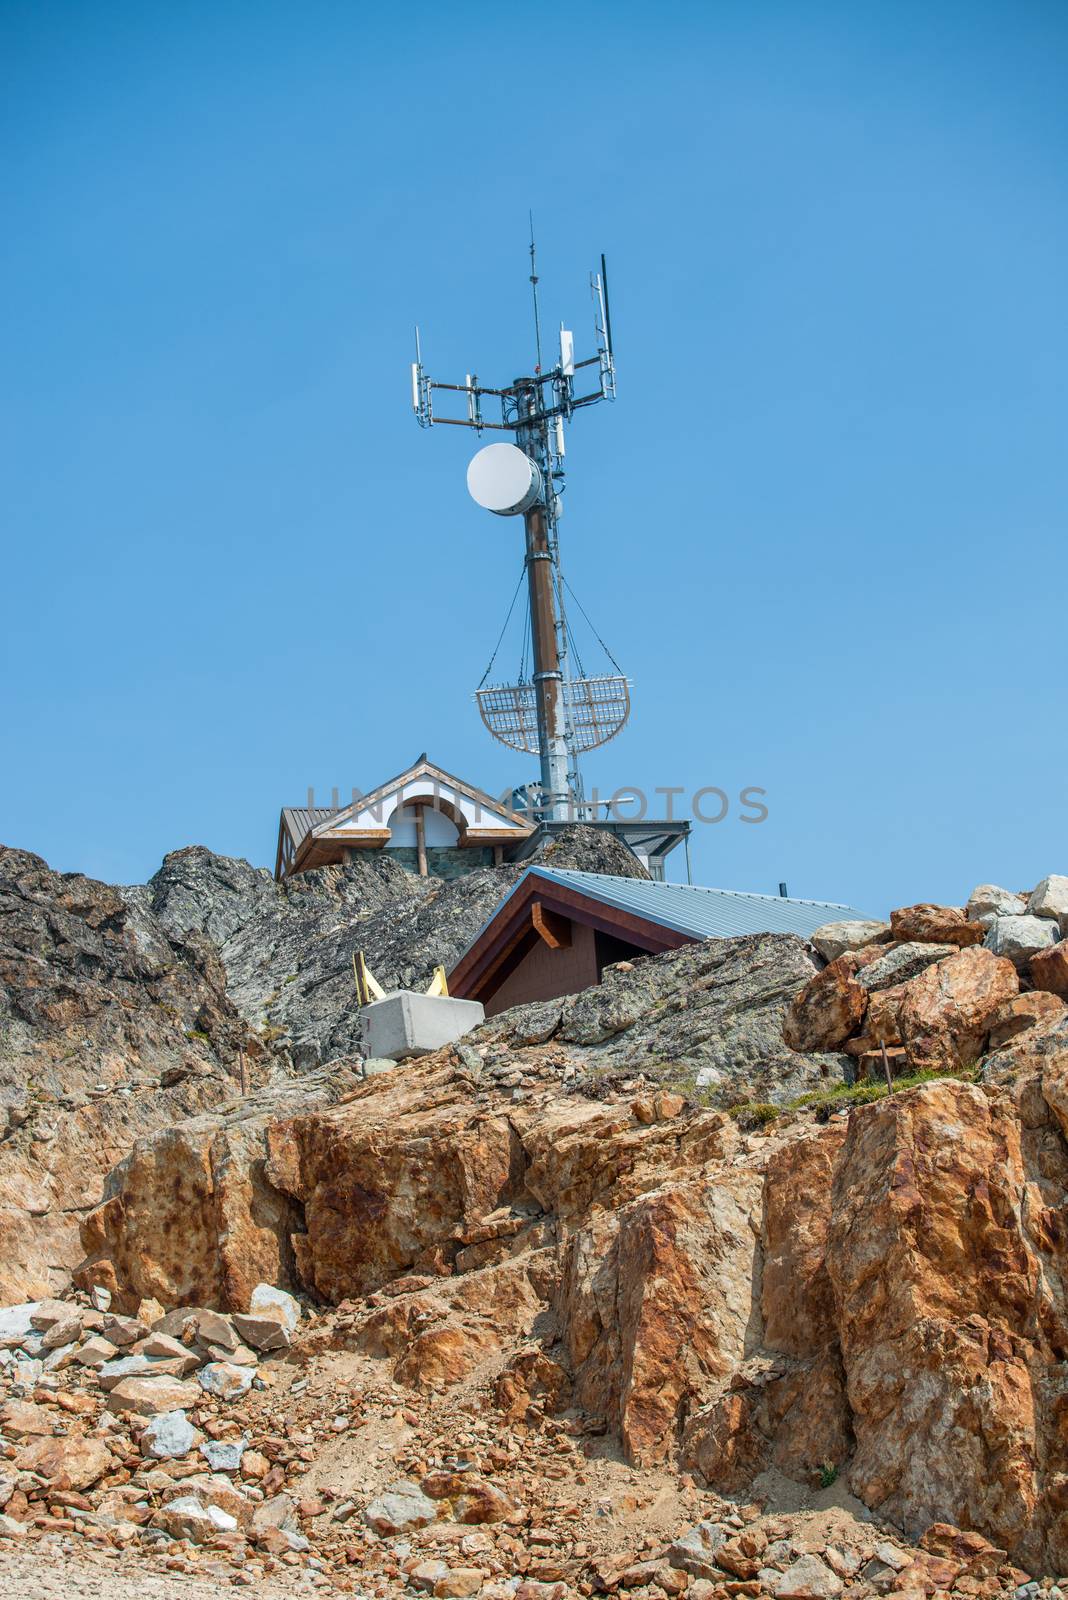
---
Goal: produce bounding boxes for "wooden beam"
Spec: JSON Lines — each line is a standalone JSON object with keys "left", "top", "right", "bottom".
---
{"left": 532, "top": 900, "right": 571, "bottom": 949}
{"left": 415, "top": 803, "right": 428, "bottom": 877}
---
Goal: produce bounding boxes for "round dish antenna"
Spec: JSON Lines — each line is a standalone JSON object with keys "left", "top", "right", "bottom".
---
{"left": 467, "top": 443, "right": 543, "bottom": 517}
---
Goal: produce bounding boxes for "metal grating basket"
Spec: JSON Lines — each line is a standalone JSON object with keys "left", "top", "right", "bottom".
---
{"left": 476, "top": 675, "right": 631, "bottom": 755}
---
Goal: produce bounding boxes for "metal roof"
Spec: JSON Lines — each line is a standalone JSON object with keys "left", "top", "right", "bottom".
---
{"left": 486, "top": 866, "right": 868, "bottom": 944}
{"left": 281, "top": 807, "right": 339, "bottom": 847}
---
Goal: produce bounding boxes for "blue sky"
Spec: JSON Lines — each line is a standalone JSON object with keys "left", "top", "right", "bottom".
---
{"left": 3, "top": 1, "right": 1066, "bottom": 915}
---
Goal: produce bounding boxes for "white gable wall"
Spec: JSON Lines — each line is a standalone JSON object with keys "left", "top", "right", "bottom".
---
{"left": 331, "top": 774, "right": 526, "bottom": 834}
{"left": 386, "top": 802, "right": 461, "bottom": 848}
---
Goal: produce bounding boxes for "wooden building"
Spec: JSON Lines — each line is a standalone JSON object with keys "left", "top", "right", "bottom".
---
{"left": 448, "top": 866, "right": 866, "bottom": 1015}
{"left": 274, "top": 755, "right": 690, "bottom": 883}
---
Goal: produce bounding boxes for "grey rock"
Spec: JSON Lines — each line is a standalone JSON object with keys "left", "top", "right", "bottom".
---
{"left": 967, "top": 884, "right": 1027, "bottom": 921}
{"left": 985, "top": 914, "right": 1059, "bottom": 970}
{"left": 855, "top": 942, "right": 953, "bottom": 993}
{"left": 153, "top": 1493, "right": 237, "bottom": 1542}
{"left": 197, "top": 1360, "right": 254, "bottom": 1399}
{"left": 1029, "top": 875, "right": 1068, "bottom": 921}
{"left": 141, "top": 1409, "right": 202, "bottom": 1460}
{"left": 775, "top": 1554, "right": 843, "bottom": 1599}
{"left": 97, "top": 1353, "right": 191, "bottom": 1389}
{"left": 361, "top": 1058, "right": 396, "bottom": 1078}
{"left": 0, "top": 1304, "right": 44, "bottom": 1342}
{"left": 476, "top": 931, "right": 831, "bottom": 1105}
{"left": 667, "top": 1520, "right": 727, "bottom": 1577}
{"left": 200, "top": 1437, "right": 247, "bottom": 1472}
{"left": 364, "top": 1480, "right": 438, "bottom": 1535}
{"left": 810, "top": 919, "right": 891, "bottom": 962}
{"left": 249, "top": 1283, "right": 301, "bottom": 1334}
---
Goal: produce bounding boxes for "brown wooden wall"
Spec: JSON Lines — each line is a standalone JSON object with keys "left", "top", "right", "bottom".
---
{"left": 484, "top": 922, "right": 601, "bottom": 1016}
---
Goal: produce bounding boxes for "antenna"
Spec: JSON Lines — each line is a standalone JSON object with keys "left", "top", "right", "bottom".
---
{"left": 410, "top": 240, "right": 621, "bottom": 823}
{"left": 529, "top": 213, "right": 543, "bottom": 373}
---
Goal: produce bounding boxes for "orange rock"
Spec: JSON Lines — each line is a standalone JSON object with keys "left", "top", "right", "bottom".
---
{"left": 783, "top": 957, "right": 868, "bottom": 1052}
{"left": 986, "top": 991, "right": 1065, "bottom": 1051}
{"left": 1030, "top": 942, "right": 1068, "bottom": 999}
{"left": 558, "top": 1170, "right": 761, "bottom": 1466}
{"left": 889, "top": 905, "right": 985, "bottom": 947}
{"left": 394, "top": 1324, "right": 499, "bottom": 1389}
{"left": 895, "top": 946, "right": 1019, "bottom": 1070}
{"left": 15, "top": 1434, "right": 113, "bottom": 1492}
{"left": 761, "top": 1127, "right": 846, "bottom": 1356}
{"left": 826, "top": 1081, "right": 1064, "bottom": 1572}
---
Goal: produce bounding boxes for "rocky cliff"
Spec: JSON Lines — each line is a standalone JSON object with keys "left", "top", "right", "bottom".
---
{"left": 4, "top": 848, "right": 1068, "bottom": 1597}
{"left": 0, "top": 829, "right": 650, "bottom": 1303}
{"left": 0, "top": 846, "right": 264, "bottom": 1303}
{"left": 130, "top": 826, "right": 650, "bottom": 1069}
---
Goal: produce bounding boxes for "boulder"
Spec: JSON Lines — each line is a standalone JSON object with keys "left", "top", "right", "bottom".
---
{"left": 197, "top": 1360, "right": 254, "bottom": 1399}
{"left": 1028, "top": 875, "right": 1068, "bottom": 921}
{"left": 984, "top": 914, "right": 1059, "bottom": 970}
{"left": 810, "top": 920, "right": 891, "bottom": 962}
{"left": 98, "top": 1353, "right": 195, "bottom": 1388}
{"left": 889, "top": 904, "right": 984, "bottom": 947}
{"left": 782, "top": 957, "right": 868, "bottom": 1052}
{"left": 232, "top": 1311, "right": 290, "bottom": 1351}
{"left": 854, "top": 942, "right": 953, "bottom": 994}
{"left": 894, "top": 945, "right": 1019, "bottom": 1070}
{"left": 966, "top": 885, "right": 1027, "bottom": 923}
{"left": 250, "top": 1283, "right": 302, "bottom": 1331}
{"left": 986, "top": 992, "right": 1066, "bottom": 1052}
{"left": 141, "top": 1408, "right": 202, "bottom": 1460}
{"left": 0, "top": 1399, "right": 54, "bottom": 1438}
{"left": 825, "top": 1079, "right": 1067, "bottom": 1571}
{"left": 364, "top": 1480, "right": 438, "bottom": 1534}
{"left": 200, "top": 1437, "right": 247, "bottom": 1473}
{"left": 153, "top": 1493, "right": 237, "bottom": 1542}
{"left": 15, "top": 1434, "right": 113, "bottom": 1491}
{"left": 667, "top": 1521, "right": 727, "bottom": 1578}
{"left": 773, "top": 1555, "right": 843, "bottom": 1599}
{"left": 73, "top": 1336, "right": 117, "bottom": 1368}
{"left": 1030, "top": 941, "right": 1068, "bottom": 999}
{"left": 0, "top": 1304, "right": 46, "bottom": 1343}
{"left": 161, "top": 1472, "right": 252, "bottom": 1529}
{"left": 558, "top": 1169, "right": 762, "bottom": 1466}
{"left": 106, "top": 1375, "right": 199, "bottom": 1416}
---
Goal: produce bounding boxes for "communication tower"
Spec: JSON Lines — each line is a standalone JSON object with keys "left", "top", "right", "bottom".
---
{"left": 411, "top": 232, "right": 628, "bottom": 822}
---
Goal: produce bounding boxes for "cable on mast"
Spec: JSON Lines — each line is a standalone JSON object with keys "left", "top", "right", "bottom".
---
{"left": 477, "top": 564, "right": 527, "bottom": 690}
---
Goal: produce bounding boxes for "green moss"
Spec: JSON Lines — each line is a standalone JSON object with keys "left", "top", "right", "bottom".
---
{"left": 185, "top": 1029, "right": 210, "bottom": 1043}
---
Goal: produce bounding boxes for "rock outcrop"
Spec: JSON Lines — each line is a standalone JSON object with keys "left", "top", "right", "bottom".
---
{"left": 133, "top": 828, "right": 648, "bottom": 1068}
{"left": 0, "top": 847, "right": 262, "bottom": 1302}
{"left": 71, "top": 1000, "right": 1068, "bottom": 1574}
{"left": 783, "top": 891, "right": 1066, "bottom": 1079}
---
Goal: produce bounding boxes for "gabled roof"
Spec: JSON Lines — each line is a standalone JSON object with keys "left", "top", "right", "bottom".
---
{"left": 448, "top": 864, "right": 869, "bottom": 1001}
{"left": 512, "top": 868, "right": 866, "bottom": 941}
{"left": 306, "top": 755, "right": 531, "bottom": 843}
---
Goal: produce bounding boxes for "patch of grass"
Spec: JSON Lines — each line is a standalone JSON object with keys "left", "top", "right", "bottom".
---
{"left": 786, "top": 1064, "right": 978, "bottom": 1116}
{"left": 727, "top": 1101, "right": 781, "bottom": 1129}
{"left": 284, "top": 974, "right": 298, "bottom": 985}
{"left": 185, "top": 1029, "right": 210, "bottom": 1044}
{"left": 819, "top": 1461, "right": 839, "bottom": 1489}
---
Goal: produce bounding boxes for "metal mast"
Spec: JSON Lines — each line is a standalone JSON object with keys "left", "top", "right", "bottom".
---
{"left": 411, "top": 242, "right": 621, "bottom": 822}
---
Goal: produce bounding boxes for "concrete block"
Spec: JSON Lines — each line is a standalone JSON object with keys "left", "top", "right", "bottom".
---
{"left": 360, "top": 991, "right": 485, "bottom": 1062}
